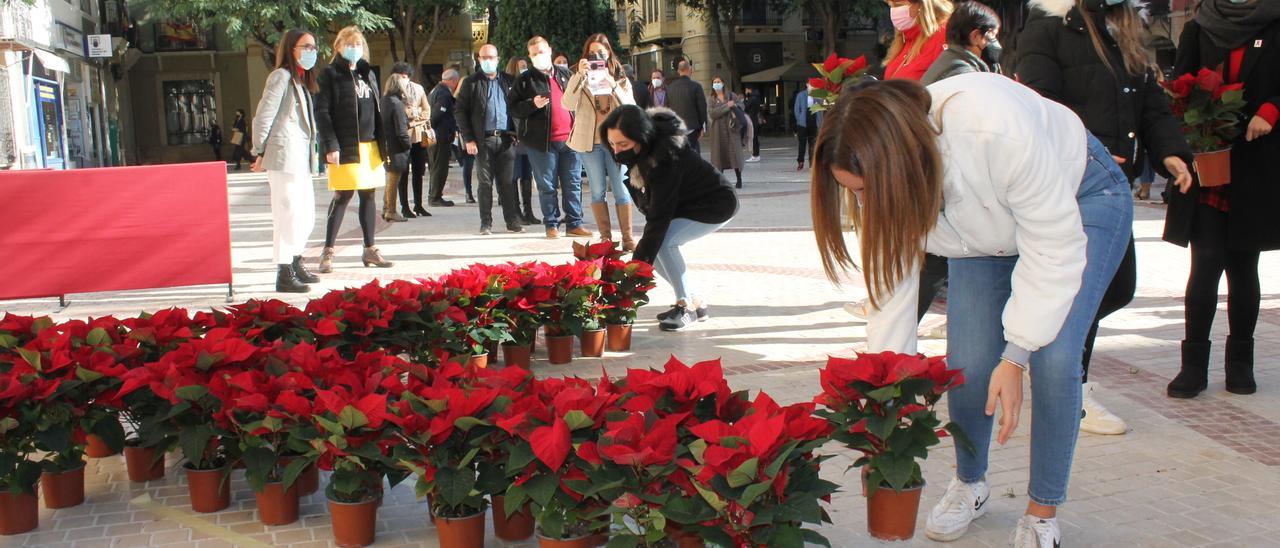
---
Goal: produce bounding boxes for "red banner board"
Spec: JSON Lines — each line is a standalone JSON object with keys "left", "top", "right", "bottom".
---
{"left": 0, "top": 163, "right": 232, "bottom": 301}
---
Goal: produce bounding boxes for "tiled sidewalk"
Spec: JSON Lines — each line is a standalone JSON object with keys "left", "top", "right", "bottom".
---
{"left": 2, "top": 138, "right": 1278, "bottom": 547}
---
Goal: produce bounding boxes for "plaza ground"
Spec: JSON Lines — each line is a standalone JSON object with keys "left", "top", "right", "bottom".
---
{"left": 2, "top": 137, "right": 1279, "bottom": 547}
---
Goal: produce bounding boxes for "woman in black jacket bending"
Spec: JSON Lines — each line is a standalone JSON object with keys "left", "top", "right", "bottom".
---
{"left": 1165, "top": 0, "right": 1280, "bottom": 399}
{"left": 1015, "top": 0, "right": 1193, "bottom": 436}
{"left": 599, "top": 105, "right": 738, "bottom": 332}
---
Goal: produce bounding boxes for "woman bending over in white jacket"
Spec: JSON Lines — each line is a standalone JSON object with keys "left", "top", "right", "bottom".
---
{"left": 811, "top": 74, "right": 1132, "bottom": 548}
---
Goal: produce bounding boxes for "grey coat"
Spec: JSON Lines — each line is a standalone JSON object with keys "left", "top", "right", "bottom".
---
{"left": 707, "top": 92, "right": 744, "bottom": 171}
{"left": 921, "top": 47, "right": 991, "bottom": 86}
{"left": 252, "top": 68, "right": 317, "bottom": 173}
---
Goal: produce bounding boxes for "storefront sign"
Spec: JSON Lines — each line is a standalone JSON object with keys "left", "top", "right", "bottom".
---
{"left": 87, "top": 34, "right": 112, "bottom": 58}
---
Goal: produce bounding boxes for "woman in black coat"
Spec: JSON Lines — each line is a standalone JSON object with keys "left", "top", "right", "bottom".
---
{"left": 1015, "top": 0, "right": 1194, "bottom": 435}
{"left": 1165, "top": 0, "right": 1280, "bottom": 399}
{"left": 598, "top": 105, "right": 739, "bottom": 332}
{"left": 315, "top": 26, "right": 393, "bottom": 272}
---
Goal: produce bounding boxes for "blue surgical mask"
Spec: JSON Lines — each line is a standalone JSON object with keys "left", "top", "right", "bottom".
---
{"left": 341, "top": 46, "right": 361, "bottom": 64}
{"left": 712, "top": 82, "right": 724, "bottom": 92}
{"left": 480, "top": 59, "right": 498, "bottom": 74}
{"left": 299, "top": 49, "right": 317, "bottom": 70}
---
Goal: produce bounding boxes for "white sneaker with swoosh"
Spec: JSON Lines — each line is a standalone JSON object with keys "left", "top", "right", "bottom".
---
{"left": 1013, "top": 515, "right": 1061, "bottom": 548}
{"left": 925, "top": 477, "right": 990, "bottom": 542}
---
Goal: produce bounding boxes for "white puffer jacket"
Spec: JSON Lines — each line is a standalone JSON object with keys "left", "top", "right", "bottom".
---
{"left": 867, "top": 73, "right": 1089, "bottom": 361}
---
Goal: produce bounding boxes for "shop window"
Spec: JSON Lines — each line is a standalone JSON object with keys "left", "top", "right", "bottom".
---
{"left": 162, "top": 80, "right": 217, "bottom": 146}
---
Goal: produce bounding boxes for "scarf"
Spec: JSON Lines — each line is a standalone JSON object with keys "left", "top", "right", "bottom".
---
{"left": 1196, "top": 0, "right": 1280, "bottom": 50}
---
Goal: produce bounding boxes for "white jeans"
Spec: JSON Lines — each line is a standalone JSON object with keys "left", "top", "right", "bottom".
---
{"left": 267, "top": 170, "right": 316, "bottom": 264}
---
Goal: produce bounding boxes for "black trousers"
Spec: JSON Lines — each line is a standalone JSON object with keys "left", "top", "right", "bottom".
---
{"left": 231, "top": 144, "right": 252, "bottom": 166}
{"left": 797, "top": 130, "right": 816, "bottom": 164}
{"left": 324, "top": 189, "right": 376, "bottom": 248}
{"left": 1080, "top": 238, "right": 1137, "bottom": 382}
{"left": 409, "top": 143, "right": 428, "bottom": 208}
{"left": 428, "top": 142, "right": 451, "bottom": 202}
{"left": 212, "top": 144, "right": 223, "bottom": 161}
{"left": 513, "top": 153, "right": 534, "bottom": 214}
{"left": 1185, "top": 203, "right": 1260, "bottom": 342}
{"left": 751, "top": 126, "right": 760, "bottom": 157}
{"left": 475, "top": 134, "right": 520, "bottom": 229}
{"left": 917, "top": 253, "right": 949, "bottom": 321}
{"left": 688, "top": 130, "right": 702, "bottom": 154}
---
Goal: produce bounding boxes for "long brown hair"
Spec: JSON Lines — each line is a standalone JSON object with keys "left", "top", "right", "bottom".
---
{"left": 884, "top": 0, "right": 954, "bottom": 68}
{"left": 580, "top": 33, "right": 625, "bottom": 80}
{"left": 275, "top": 29, "right": 319, "bottom": 93}
{"left": 810, "top": 80, "right": 944, "bottom": 309}
{"left": 1079, "top": 0, "right": 1151, "bottom": 77}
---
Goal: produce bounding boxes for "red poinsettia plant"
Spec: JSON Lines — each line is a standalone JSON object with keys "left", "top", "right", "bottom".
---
{"left": 578, "top": 240, "right": 658, "bottom": 327}
{"left": 495, "top": 262, "right": 556, "bottom": 347}
{"left": 807, "top": 53, "right": 870, "bottom": 114}
{"left": 1163, "top": 68, "right": 1247, "bottom": 153}
{"left": 497, "top": 375, "right": 623, "bottom": 540}
{"left": 305, "top": 280, "right": 429, "bottom": 359}
{"left": 0, "top": 314, "right": 58, "bottom": 494}
{"left": 542, "top": 261, "right": 605, "bottom": 337}
{"left": 815, "top": 352, "right": 967, "bottom": 494}
{"left": 680, "top": 391, "right": 837, "bottom": 547}
{"left": 422, "top": 265, "right": 515, "bottom": 364}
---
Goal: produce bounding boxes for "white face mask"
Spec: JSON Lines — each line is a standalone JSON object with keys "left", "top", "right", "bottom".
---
{"left": 651, "top": 78, "right": 663, "bottom": 88}
{"left": 532, "top": 53, "right": 553, "bottom": 71}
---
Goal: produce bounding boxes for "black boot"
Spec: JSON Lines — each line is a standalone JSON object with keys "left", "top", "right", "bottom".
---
{"left": 1225, "top": 336, "right": 1256, "bottom": 395}
{"left": 275, "top": 264, "right": 310, "bottom": 293}
{"left": 1168, "top": 340, "right": 1210, "bottom": 399}
{"left": 291, "top": 256, "right": 320, "bottom": 283}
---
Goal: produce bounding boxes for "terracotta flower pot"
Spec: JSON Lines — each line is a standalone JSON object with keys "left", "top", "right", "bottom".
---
{"left": 502, "top": 343, "right": 532, "bottom": 368}
{"left": 537, "top": 533, "right": 595, "bottom": 548}
{"left": 329, "top": 496, "right": 379, "bottom": 547}
{"left": 434, "top": 509, "right": 486, "bottom": 548}
{"left": 255, "top": 482, "right": 300, "bottom": 526}
{"left": 466, "top": 353, "right": 488, "bottom": 369}
{"left": 40, "top": 464, "right": 86, "bottom": 509}
{"left": 1194, "top": 149, "right": 1231, "bottom": 187}
{"left": 491, "top": 496, "right": 534, "bottom": 541}
{"left": 579, "top": 328, "right": 605, "bottom": 357}
{"left": 605, "top": 323, "right": 632, "bottom": 352}
{"left": 85, "top": 435, "right": 118, "bottom": 458}
{"left": 298, "top": 462, "right": 320, "bottom": 497}
{"left": 546, "top": 334, "right": 574, "bottom": 365}
{"left": 184, "top": 464, "right": 231, "bottom": 513}
{"left": 123, "top": 444, "right": 165, "bottom": 482}
{"left": 0, "top": 490, "right": 38, "bottom": 535}
{"left": 866, "top": 481, "right": 924, "bottom": 541}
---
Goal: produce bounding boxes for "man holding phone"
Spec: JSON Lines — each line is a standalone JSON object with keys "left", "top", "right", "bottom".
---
{"left": 509, "top": 35, "right": 590, "bottom": 239}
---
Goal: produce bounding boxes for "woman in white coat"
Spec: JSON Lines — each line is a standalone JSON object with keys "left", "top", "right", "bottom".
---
{"left": 251, "top": 29, "right": 321, "bottom": 293}
{"left": 811, "top": 74, "right": 1132, "bottom": 548}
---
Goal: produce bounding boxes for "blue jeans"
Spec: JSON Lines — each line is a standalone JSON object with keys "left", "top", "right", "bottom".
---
{"left": 527, "top": 141, "right": 584, "bottom": 229}
{"left": 579, "top": 144, "right": 631, "bottom": 205}
{"left": 652, "top": 217, "right": 730, "bottom": 302}
{"left": 945, "top": 133, "right": 1132, "bottom": 507}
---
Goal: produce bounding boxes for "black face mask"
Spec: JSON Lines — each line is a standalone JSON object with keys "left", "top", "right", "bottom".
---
{"left": 613, "top": 148, "right": 639, "bottom": 166}
{"left": 982, "top": 38, "right": 1003, "bottom": 66}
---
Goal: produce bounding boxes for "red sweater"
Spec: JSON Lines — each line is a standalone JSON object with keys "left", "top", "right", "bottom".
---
{"left": 884, "top": 26, "right": 948, "bottom": 82}
{"left": 549, "top": 76, "right": 572, "bottom": 143}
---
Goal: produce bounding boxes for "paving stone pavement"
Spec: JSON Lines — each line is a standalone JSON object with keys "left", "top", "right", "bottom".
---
{"left": 2, "top": 138, "right": 1279, "bottom": 547}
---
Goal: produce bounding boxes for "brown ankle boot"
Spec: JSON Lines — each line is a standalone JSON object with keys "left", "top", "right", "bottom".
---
{"left": 591, "top": 203, "right": 613, "bottom": 241}
{"left": 319, "top": 247, "right": 335, "bottom": 273}
{"left": 616, "top": 204, "right": 635, "bottom": 252}
{"left": 362, "top": 246, "right": 394, "bottom": 268}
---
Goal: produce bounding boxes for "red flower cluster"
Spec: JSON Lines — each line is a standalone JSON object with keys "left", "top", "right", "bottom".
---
{"left": 808, "top": 53, "right": 871, "bottom": 113}
{"left": 1162, "top": 68, "right": 1247, "bottom": 153}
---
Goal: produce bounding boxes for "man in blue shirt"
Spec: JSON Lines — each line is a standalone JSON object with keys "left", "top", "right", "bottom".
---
{"left": 455, "top": 43, "right": 522, "bottom": 234}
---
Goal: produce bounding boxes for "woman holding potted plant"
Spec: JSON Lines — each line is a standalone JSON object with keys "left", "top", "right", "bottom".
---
{"left": 811, "top": 75, "right": 1133, "bottom": 548}
{"left": 1014, "top": 0, "right": 1195, "bottom": 436}
{"left": 1165, "top": 0, "right": 1280, "bottom": 399}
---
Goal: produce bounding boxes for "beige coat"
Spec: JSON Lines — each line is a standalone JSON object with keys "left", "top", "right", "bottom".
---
{"left": 405, "top": 81, "right": 433, "bottom": 144}
{"left": 561, "top": 71, "right": 635, "bottom": 153}
{"left": 708, "top": 91, "right": 744, "bottom": 171}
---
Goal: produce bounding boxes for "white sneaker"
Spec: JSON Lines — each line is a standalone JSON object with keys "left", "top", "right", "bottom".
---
{"left": 1080, "top": 382, "right": 1127, "bottom": 435}
{"left": 842, "top": 299, "right": 869, "bottom": 320}
{"left": 1013, "top": 515, "right": 1061, "bottom": 548}
{"left": 746, "top": 155, "right": 761, "bottom": 162}
{"left": 925, "top": 477, "right": 990, "bottom": 542}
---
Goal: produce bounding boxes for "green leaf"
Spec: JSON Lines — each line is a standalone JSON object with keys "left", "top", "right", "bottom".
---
{"left": 16, "top": 348, "right": 40, "bottom": 371}
{"left": 175, "top": 385, "right": 208, "bottom": 402}
{"left": 435, "top": 466, "right": 477, "bottom": 509}
{"left": 0, "top": 417, "right": 17, "bottom": 435}
{"left": 85, "top": 327, "right": 112, "bottom": 347}
{"left": 771, "top": 523, "right": 805, "bottom": 548}
{"left": 606, "top": 537, "right": 640, "bottom": 548}
{"left": 688, "top": 439, "right": 708, "bottom": 463}
{"left": 35, "top": 426, "right": 70, "bottom": 455}
{"left": 316, "top": 416, "right": 343, "bottom": 436}
{"left": 453, "top": 416, "right": 487, "bottom": 432}
{"left": 739, "top": 481, "right": 772, "bottom": 507}
{"left": 693, "top": 482, "right": 726, "bottom": 512}
{"left": 179, "top": 426, "right": 214, "bottom": 468}
{"left": 802, "top": 529, "right": 833, "bottom": 547}
{"left": 506, "top": 442, "right": 537, "bottom": 472}
{"left": 458, "top": 447, "right": 480, "bottom": 469}
{"left": 562, "top": 409, "right": 593, "bottom": 431}
{"left": 242, "top": 446, "right": 276, "bottom": 492}
{"left": 75, "top": 367, "right": 104, "bottom": 383}
{"left": 338, "top": 406, "right": 369, "bottom": 430}
{"left": 523, "top": 474, "right": 558, "bottom": 507}
{"left": 282, "top": 457, "right": 309, "bottom": 491}
{"left": 727, "top": 457, "right": 758, "bottom": 488}
{"left": 877, "top": 455, "right": 916, "bottom": 491}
